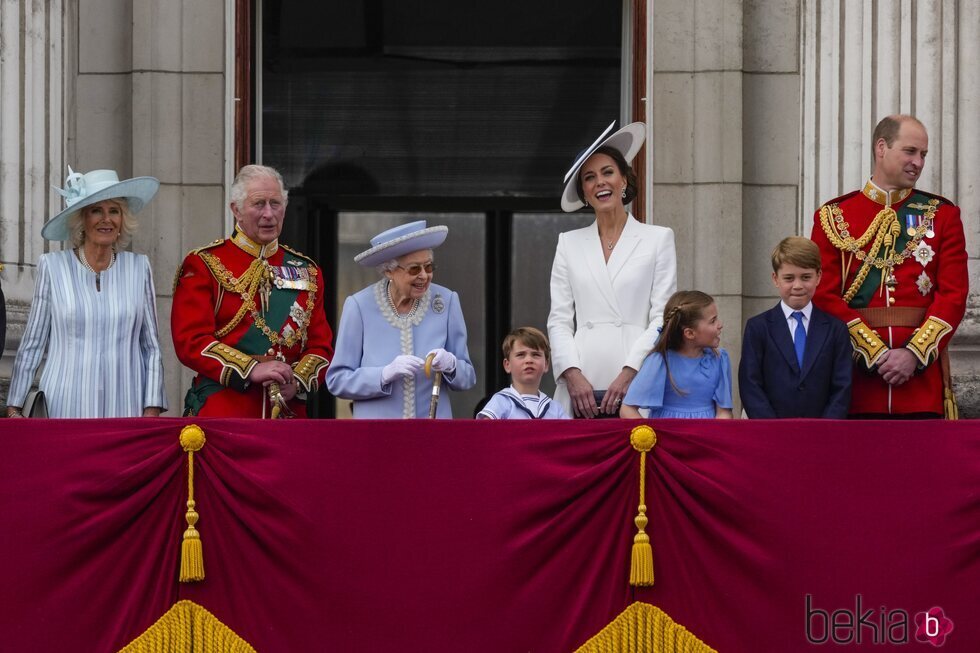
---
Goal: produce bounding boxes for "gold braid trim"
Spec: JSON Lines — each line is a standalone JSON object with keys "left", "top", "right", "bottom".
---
{"left": 293, "top": 353, "right": 330, "bottom": 392}
{"left": 118, "top": 600, "right": 256, "bottom": 652}
{"left": 198, "top": 252, "right": 319, "bottom": 348}
{"left": 202, "top": 341, "right": 257, "bottom": 384}
{"left": 846, "top": 319, "right": 888, "bottom": 369}
{"left": 574, "top": 602, "right": 717, "bottom": 653}
{"left": 199, "top": 252, "right": 267, "bottom": 337}
{"left": 906, "top": 316, "right": 953, "bottom": 367}
{"left": 819, "top": 200, "right": 938, "bottom": 303}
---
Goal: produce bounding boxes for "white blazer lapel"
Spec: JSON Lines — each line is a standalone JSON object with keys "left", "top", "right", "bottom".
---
{"left": 606, "top": 214, "right": 642, "bottom": 282}
{"left": 581, "top": 222, "right": 620, "bottom": 314}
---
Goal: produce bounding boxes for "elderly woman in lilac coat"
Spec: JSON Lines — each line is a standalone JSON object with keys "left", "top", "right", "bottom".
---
{"left": 326, "top": 221, "right": 476, "bottom": 418}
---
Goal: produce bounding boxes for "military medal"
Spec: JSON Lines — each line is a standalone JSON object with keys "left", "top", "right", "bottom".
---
{"left": 905, "top": 214, "right": 917, "bottom": 237}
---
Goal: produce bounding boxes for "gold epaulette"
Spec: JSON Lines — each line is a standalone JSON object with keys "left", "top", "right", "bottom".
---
{"left": 906, "top": 316, "right": 953, "bottom": 366}
{"left": 201, "top": 341, "right": 257, "bottom": 386}
{"left": 280, "top": 243, "right": 318, "bottom": 267}
{"left": 292, "top": 354, "right": 330, "bottom": 392}
{"left": 192, "top": 238, "right": 225, "bottom": 255}
{"left": 846, "top": 318, "right": 888, "bottom": 368}
{"left": 914, "top": 189, "right": 954, "bottom": 206}
{"left": 173, "top": 239, "right": 225, "bottom": 293}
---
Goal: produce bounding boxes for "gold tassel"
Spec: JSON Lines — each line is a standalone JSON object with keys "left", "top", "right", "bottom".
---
{"left": 944, "top": 388, "right": 959, "bottom": 420}
{"left": 179, "top": 425, "right": 207, "bottom": 582}
{"left": 629, "top": 425, "right": 657, "bottom": 587}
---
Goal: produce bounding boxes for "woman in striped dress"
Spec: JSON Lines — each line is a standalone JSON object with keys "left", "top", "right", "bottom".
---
{"left": 5, "top": 168, "right": 168, "bottom": 418}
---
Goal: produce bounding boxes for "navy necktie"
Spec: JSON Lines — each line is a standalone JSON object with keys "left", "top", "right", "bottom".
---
{"left": 792, "top": 311, "right": 806, "bottom": 368}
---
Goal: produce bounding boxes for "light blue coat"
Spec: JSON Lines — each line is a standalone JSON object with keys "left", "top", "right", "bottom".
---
{"left": 326, "top": 280, "right": 476, "bottom": 418}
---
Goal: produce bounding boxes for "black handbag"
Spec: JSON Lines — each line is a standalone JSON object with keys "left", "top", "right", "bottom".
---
{"left": 590, "top": 390, "right": 620, "bottom": 419}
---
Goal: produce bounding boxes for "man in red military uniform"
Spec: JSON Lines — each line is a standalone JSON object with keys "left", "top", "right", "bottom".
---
{"left": 172, "top": 165, "right": 334, "bottom": 417}
{"left": 810, "top": 115, "right": 968, "bottom": 418}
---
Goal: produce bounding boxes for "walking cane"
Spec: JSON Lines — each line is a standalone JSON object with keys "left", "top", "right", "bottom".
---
{"left": 425, "top": 353, "right": 443, "bottom": 419}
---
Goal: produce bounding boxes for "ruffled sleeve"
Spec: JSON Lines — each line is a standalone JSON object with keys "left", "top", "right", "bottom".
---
{"left": 712, "top": 348, "right": 733, "bottom": 410}
{"left": 623, "top": 350, "right": 667, "bottom": 411}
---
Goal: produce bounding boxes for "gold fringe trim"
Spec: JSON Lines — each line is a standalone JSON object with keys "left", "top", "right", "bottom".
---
{"left": 179, "top": 425, "right": 206, "bottom": 583}
{"left": 629, "top": 426, "right": 657, "bottom": 587}
{"left": 118, "top": 600, "right": 256, "bottom": 653}
{"left": 575, "top": 602, "right": 717, "bottom": 653}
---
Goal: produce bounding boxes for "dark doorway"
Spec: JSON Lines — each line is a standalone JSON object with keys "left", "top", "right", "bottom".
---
{"left": 261, "top": 0, "right": 622, "bottom": 416}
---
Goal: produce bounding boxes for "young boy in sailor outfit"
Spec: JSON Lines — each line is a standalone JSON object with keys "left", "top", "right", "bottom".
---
{"left": 478, "top": 327, "right": 569, "bottom": 420}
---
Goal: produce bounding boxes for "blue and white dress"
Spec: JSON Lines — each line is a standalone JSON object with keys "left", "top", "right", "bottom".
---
{"left": 623, "top": 348, "right": 732, "bottom": 418}
{"left": 7, "top": 250, "right": 168, "bottom": 417}
{"left": 478, "top": 386, "right": 569, "bottom": 420}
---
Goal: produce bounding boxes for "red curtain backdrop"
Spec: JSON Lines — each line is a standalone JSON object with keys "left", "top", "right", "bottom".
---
{"left": 1, "top": 418, "right": 978, "bottom": 652}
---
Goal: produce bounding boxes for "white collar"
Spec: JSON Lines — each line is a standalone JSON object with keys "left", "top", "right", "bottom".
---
{"left": 780, "top": 301, "right": 812, "bottom": 322}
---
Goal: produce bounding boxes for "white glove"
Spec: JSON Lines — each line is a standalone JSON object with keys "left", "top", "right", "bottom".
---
{"left": 381, "top": 355, "right": 425, "bottom": 385}
{"left": 427, "top": 348, "right": 457, "bottom": 373}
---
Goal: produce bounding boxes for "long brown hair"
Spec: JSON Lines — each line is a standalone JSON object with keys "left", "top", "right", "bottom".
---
{"left": 652, "top": 290, "right": 716, "bottom": 394}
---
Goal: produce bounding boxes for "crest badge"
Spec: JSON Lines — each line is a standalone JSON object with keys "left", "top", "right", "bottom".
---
{"left": 913, "top": 242, "right": 935, "bottom": 267}
{"left": 916, "top": 271, "right": 933, "bottom": 296}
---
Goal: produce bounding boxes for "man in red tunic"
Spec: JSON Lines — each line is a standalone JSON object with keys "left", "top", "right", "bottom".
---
{"left": 810, "top": 115, "right": 968, "bottom": 418}
{"left": 172, "top": 165, "right": 334, "bottom": 417}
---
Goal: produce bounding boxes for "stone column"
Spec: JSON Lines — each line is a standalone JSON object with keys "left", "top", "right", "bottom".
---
{"left": 742, "top": 0, "right": 803, "bottom": 326}
{"left": 800, "top": 0, "right": 980, "bottom": 414}
{"left": 1, "top": 1, "right": 230, "bottom": 412}
{"left": 0, "top": 0, "right": 66, "bottom": 395}
{"left": 129, "top": 0, "right": 229, "bottom": 412}
{"left": 652, "top": 0, "right": 744, "bottom": 363}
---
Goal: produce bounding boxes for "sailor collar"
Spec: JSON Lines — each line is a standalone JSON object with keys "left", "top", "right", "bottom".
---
{"left": 862, "top": 179, "right": 912, "bottom": 207}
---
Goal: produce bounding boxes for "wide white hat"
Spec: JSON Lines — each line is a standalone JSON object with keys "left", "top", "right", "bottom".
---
{"left": 354, "top": 220, "right": 449, "bottom": 267}
{"left": 560, "top": 121, "right": 646, "bottom": 212}
{"left": 41, "top": 167, "right": 160, "bottom": 241}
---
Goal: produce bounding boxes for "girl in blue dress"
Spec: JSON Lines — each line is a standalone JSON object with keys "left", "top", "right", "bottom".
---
{"left": 620, "top": 290, "right": 733, "bottom": 419}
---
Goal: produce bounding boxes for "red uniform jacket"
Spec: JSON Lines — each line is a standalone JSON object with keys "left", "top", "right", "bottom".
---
{"left": 810, "top": 180, "right": 968, "bottom": 416}
{"left": 172, "top": 230, "right": 334, "bottom": 417}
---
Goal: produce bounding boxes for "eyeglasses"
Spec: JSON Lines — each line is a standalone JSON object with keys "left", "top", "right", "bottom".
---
{"left": 395, "top": 262, "right": 436, "bottom": 276}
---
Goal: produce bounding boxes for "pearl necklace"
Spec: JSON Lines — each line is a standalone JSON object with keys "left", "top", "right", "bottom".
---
{"left": 77, "top": 247, "right": 116, "bottom": 292}
{"left": 386, "top": 280, "right": 420, "bottom": 319}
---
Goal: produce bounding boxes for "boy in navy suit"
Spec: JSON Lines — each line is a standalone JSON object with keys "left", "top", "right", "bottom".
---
{"left": 739, "top": 237, "right": 851, "bottom": 418}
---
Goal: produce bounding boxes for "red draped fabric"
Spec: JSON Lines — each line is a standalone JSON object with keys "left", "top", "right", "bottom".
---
{"left": 1, "top": 418, "right": 978, "bottom": 652}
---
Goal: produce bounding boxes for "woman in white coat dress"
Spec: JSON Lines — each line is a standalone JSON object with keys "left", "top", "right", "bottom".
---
{"left": 548, "top": 122, "right": 677, "bottom": 417}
